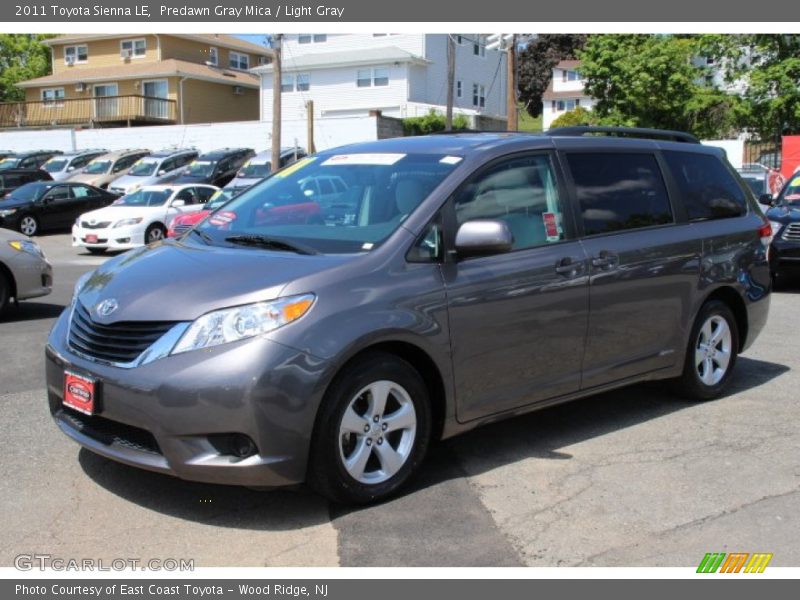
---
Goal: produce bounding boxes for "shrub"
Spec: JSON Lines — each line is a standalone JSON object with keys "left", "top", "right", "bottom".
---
{"left": 550, "top": 106, "right": 596, "bottom": 129}
{"left": 402, "top": 109, "right": 470, "bottom": 136}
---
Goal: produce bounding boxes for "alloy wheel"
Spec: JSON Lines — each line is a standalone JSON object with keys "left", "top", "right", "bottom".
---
{"left": 694, "top": 315, "right": 732, "bottom": 386}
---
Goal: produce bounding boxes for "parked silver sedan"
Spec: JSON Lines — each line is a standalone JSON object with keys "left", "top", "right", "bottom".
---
{"left": 0, "top": 227, "right": 52, "bottom": 317}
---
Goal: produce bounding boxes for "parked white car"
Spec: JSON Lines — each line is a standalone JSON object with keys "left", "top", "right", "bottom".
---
{"left": 72, "top": 184, "right": 218, "bottom": 253}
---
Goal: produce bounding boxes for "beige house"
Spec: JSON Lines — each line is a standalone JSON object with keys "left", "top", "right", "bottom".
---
{"left": 2, "top": 34, "right": 270, "bottom": 128}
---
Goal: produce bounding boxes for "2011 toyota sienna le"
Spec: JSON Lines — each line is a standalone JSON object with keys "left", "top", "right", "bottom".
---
{"left": 46, "top": 127, "right": 771, "bottom": 504}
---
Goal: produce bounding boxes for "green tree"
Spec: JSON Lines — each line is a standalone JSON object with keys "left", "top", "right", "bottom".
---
{"left": 517, "top": 34, "right": 587, "bottom": 118}
{"left": 0, "top": 34, "right": 55, "bottom": 102}
{"left": 550, "top": 106, "right": 596, "bottom": 128}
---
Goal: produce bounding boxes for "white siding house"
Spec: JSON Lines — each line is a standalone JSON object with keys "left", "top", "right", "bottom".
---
{"left": 252, "top": 34, "right": 507, "bottom": 125}
{"left": 541, "top": 60, "right": 596, "bottom": 130}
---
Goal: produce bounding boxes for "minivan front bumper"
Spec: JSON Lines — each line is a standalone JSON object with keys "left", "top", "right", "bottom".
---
{"left": 45, "top": 309, "right": 330, "bottom": 487}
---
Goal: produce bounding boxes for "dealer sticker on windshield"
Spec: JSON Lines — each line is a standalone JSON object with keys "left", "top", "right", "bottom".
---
{"left": 274, "top": 156, "right": 316, "bottom": 178}
{"left": 322, "top": 153, "right": 406, "bottom": 166}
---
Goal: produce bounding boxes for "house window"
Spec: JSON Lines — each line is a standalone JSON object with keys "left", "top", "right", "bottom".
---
{"left": 473, "top": 37, "right": 486, "bottom": 58}
{"left": 298, "top": 34, "right": 312, "bottom": 44}
{"left": 456, "top": 80, "right": 462, "bottom": 98}
{"left": 281, "top": 74, "right": 294, "bottom": 93}
{"left": 373, "top": 68, "right": 389, "bottom": 87}
{"left": 120, "top": 39, "right": 146, "bottom": 58}
{"left": 208, "top": 47, "right": 218, "bottom": 66}
{"left": 229, "top": 51, "right": 249, "bottom": 70}
{"left": 357, "top": 69, "right": 372, "bottom": 87}
{"left": 456, "top": 35, "right": 464, "bottom": 45}
{"left": 296, "top": 73, "right": 310, "bottom": 92}
{"left": 472, "top": 83, "right": 485, "bottom": 108}
{"left": 313, "top": 34, "right": 327, "bottom": 43}
{"left": 555, "top": 99, "right": 578, "bottom": 112}
{"left": 64, "top": 45, "right": 88, "bottom": 64}
{"left": 562, "top": 69, "right": 580, "bottom": 82}
{"left": 705, "top": 56, "right": 715, "bottom": 65}
{"left": 41, "top": 88, "right": 65, "bottom": 107}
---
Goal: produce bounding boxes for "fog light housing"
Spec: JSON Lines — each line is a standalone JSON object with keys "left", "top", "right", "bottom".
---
{"left": 208, "top": 433, "right": 258, "bottom": 458}
{"left": 115, "top": 238, "right": 130, "bottom": 244}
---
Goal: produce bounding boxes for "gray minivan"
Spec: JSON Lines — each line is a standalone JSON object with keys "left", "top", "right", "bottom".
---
{"left": 46, "top": 128, "right": 771, "bottom": 504}
{"left": 109, "top": 148, "right": 199, "bottom": 196}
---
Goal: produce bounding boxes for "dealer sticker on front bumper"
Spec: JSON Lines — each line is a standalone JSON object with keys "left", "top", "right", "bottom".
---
{"left": 63, "top": 371, "right": 96, "bottom": 415}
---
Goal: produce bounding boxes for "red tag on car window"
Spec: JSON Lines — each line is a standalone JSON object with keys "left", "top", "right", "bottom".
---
{"left": 542, "top": 212, "right": 560, "bottom": 240}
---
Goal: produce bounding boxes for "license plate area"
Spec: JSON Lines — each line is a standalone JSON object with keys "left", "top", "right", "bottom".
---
{"left": 85, "top": 234, "right": 98, "bottom": 243}
{"left": 63, "top": 371, "right": 97, "bottom": 415}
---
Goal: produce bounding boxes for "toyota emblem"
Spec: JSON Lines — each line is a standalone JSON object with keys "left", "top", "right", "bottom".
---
{"left": 95, "top": 298, "right": 119, "bottom": 317}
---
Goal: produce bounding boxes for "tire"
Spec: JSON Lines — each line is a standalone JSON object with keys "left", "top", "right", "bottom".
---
{"left": 18, "top": 214, "right": 39, "bottom": 237}
{"left": 308, "top": 352, "right": 432, "bottom": 505}
{"left": 672, "top": 300, "right": 739, "bottom": 401}
{"left": 144, "top": 223, "right": 166, "bottom": 244}
{"left": 87, "top": 248, "right": 106, "bottom": 255}
{"left": 0, "top": 270, "right": 11, "bottom": 318}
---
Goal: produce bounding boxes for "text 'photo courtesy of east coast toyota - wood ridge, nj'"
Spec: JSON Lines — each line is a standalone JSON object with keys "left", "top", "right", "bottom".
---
{"left": 0, "top": 0, "right": 799, "bottom": 593}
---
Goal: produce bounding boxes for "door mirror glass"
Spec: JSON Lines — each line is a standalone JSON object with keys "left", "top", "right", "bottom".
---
{"left": 758, "top": 193, "right": 774, "bottom": 206}
{"left": 455, "top": 219, "right": 514, "bottom": 257}
{"left": 171, "top": 199, "right": 186, "bottom": 207}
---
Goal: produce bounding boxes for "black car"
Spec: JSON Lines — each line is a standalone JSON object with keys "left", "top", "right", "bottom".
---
{"left": 763, "top": 171, "right": 800, "bottom": 280}
{"left": 0, "top": 150, "right": 63, "bottom": 171}
{"left": 0, "top": 169, "right": 52, "bottom": 196}
{"left": 171, "top": 148, "right": 254, "bottom": 188}
{"left": 0, "top": 181, "right": 117, "bottom": 236}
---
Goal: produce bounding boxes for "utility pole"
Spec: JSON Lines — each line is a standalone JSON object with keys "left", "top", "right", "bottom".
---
{"left": 271, "top": 34, "right": 282, "bottom": 173}
{"left": 506, "top": 34, "right": 517, "bottom": 131}
{"left": 445, "top": 34, "right": 455, "bottom": 131}
{"left": 306, "top": 100, "right": 316, "bottom": 153}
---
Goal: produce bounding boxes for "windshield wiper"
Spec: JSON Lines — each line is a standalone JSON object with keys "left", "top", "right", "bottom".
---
{"left": 190, "top": 228, "right": 213, "bottom": 245}
{"left": 224, "top": 234, "right": 318, "bottom": 255}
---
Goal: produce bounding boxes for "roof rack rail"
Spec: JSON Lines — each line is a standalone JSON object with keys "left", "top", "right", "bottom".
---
{"left": 546, "top": 126, "right": 700, "bottom": 144}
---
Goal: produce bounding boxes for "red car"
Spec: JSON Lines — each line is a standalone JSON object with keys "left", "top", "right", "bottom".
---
{"left": 167, "top": 188, "right": 321, "bottom": 237}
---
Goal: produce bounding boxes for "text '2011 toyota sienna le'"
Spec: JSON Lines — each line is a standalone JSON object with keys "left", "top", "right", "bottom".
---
{"left": 46, "top": 128, "right": 771, "bottom": 504}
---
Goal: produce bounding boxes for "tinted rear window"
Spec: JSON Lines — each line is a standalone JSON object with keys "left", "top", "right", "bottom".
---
{"left": 566, "top": 152, "right": 673, "bottom": 236}
{"left": 663, "top": 151, "right": 747, "bottom": 220}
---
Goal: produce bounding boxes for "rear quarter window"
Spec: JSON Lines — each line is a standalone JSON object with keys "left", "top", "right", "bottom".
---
{"left": 663, "top": 151, "right": 747, "bottom": 220}
{"left": 566, "top": 152, "right": 673, "bottom": 236}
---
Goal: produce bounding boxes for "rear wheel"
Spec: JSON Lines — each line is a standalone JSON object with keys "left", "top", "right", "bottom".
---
{"left": 144, "top": 223, "right": 166, "bottom": 244}
{"left": 672, "top": 300, "right": 739, "bottom": 401}
{"left": 0, "top": 271, "right": 11, "bottom": 317}
{"left": 308, "top": 353, "right": 432, "bottom": 504}
{"left": 19, "top": 215, "right": 38, "bottom": 237}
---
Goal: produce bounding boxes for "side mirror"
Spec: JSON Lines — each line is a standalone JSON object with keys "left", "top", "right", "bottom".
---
{"left": 758, "top": 193, "right": 775, "bottom": 206}
{"left": 455, "top": 219, "right": 514, "bottom": 257}
{"left": 158, "top": 170, "right": 166, "bottom": 176}
{"left": 67, "top": 166, "right": 75, "bottom": 171}
{"left": 171, "top": 199, "right": 186, "bottom": 207}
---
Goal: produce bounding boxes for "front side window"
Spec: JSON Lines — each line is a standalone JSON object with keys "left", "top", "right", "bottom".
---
{"left": 455, "top": 154, "right": 565, "bottom": 251}
{"left": 121, "top": 39, "right": 146, "bottom": 58}
{"left": 194, "top": 153, "right": 461, "bottom": 254}
{"left": 663, "top": 151, "right": 747, "bottom": 220}
{"left": 229, "top": 51, "right": 249, "bottom": 70}
{"left": 567, "top": 153, "right": 673, "bottom": 236}
{"left": 64, "top": 45, "right": 88, "bottom": 64}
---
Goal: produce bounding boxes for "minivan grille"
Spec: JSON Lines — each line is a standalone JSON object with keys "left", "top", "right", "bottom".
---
{"left": 60, "top": 408, "right": 162, "bottom": 455}
{"left": 68, "top": 301, "right": 176, "bottom": 364}
{"left": 782, "top": 223, "right": 800, "bottom": 241}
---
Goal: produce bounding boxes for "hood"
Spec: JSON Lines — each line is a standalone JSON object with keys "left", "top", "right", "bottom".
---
{"left": 766, "top": 204, "right": 800, "bottom": 224}
{"left": 0, "top": 227, "right": 27, "bottom": 242}
{"left": 75, "top": 239, "right": 355, "bottom": 323}
{"left": 69, "top": 172, "right": 109, "bottom": 185}
{"left": 172, "top": 174, "right": 210, "bottom": 185}
{"left": 80, "top": 204, "right": 164, "bottom": 223}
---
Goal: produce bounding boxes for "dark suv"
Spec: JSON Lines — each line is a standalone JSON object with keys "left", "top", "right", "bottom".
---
{"left": 172, "top": 148, "right": 254, "bottom": 188}
{"left": 46, "top": 127, "right": 771, "bottom": 504}
{"left": 0, "top": 168, "right": 52, "bottom": 196}
{"left": 0, "top": 150, "right": 62, "bottom": 171}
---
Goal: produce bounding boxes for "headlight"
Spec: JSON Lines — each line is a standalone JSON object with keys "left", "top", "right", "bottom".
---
{"left": 769, "top": 220, "right": 783, "bottom": 236}
{"left": 73, "top": 271, "right": 93, "bottom": 299}
{"left": 8, "top": 239, "right": 43, "bottom": 257}
{"left": 171, "top": 294, "right": 315, "bottom": 355}
{"left": 113, "top": 217, "right": 143, "bottom": 228}
{"left": 129, "top": 184, "right": 141, "bottom": 192}
{"left": 0, "top": 208, "right": 17, "bottom": 217}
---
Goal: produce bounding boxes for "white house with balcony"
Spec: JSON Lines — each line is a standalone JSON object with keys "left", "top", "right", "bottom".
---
{"left": 541, "top": 60, "right": 596, "bottom": 130}
{"left": 252, "top": 34, "right": 507, "bottom": 128}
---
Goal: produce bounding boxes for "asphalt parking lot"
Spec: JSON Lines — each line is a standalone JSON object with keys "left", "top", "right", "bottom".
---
{"left": 1, "top": 232, "right": 799, "bottom": 568}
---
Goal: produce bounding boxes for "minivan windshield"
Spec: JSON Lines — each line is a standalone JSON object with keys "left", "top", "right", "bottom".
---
{"left": 114, "top": 189, "right": 172, "bottom": 207}
{"left": 194, "top": 152, "right": 461, "bottom": 254}
{"left": 777, "top": 174, "right": 800, "bottom": 205}
{"left": 238, "top": 162, "right": 270, "bottom": 179}
{"left": 128, "top": 160, "right": 159, "bottom": 176}
{"left": 83, "top": 160, "right": 111, "bottom": 174}
{"left": 43, "top": 159, "right": 69, "bottom": 172}
{"left": 0, "top": 158, "right": 20, "bottom": 170}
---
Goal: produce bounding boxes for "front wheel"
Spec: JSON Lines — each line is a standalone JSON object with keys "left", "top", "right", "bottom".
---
{"left": 672, "top": 300, "right": 739, "bottom": 401}
{"left": 144, "top": 223, "right": 166, "bottom": 244}
{"left": 308, "top": 353, "right": 432, "bottom": 504}
{"left": 18, "top": 215, "right": 39, "bottom": 237}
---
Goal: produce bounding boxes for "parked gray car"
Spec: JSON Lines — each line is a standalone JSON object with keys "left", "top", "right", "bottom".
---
{"left": 224, "top": 147, "right": 306, "bottom": 194}
{"left": 109, "top": 148, "right": 199, "bottom": 196}
{"left": 46, "top": 128, "right": 771, "bottom": 504}
{"left": 0, "top": 227, "right": 52, "bottom": 317}
{"left": 42, "top": 149, "right": 108, "bottom": 182}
